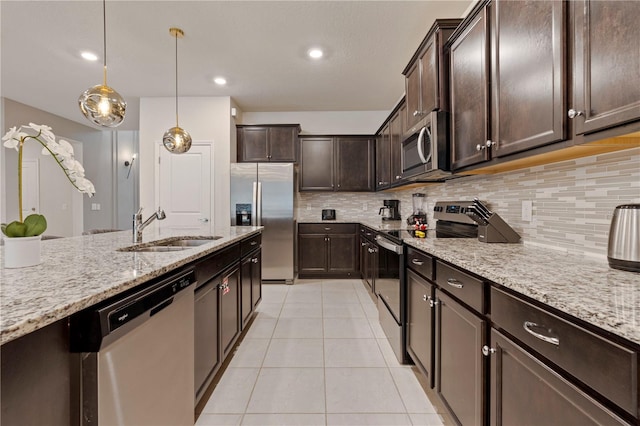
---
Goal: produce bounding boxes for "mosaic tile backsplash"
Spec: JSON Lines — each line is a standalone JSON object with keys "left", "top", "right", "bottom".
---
{"left": 296, "top": 148, "right": 640, "bottom": 257}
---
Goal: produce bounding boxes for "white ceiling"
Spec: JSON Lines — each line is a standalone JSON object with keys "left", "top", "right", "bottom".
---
{"left": 1, "top": 1, "right": 472, "bottom": 130}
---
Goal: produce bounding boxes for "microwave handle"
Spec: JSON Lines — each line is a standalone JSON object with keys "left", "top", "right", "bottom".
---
{"left": 417, "top": 127, "right": 428, "bottom": 163}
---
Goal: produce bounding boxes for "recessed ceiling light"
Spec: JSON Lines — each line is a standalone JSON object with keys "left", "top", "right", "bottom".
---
{"left": 308, "top": 48, "right": 323, "bottom": 59}
{"left": 81, "top": 51, "right": 98, "bottom": 61}
{"left": 214, "top": 77, "right": 227, "bottom": 85}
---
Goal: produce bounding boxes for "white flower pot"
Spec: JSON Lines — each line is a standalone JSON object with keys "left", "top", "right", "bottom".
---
{"left": 3, "top": 235, "right": 41, "bottom": 268}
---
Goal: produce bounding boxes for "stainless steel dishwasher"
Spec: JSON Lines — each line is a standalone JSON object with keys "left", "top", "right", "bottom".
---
{"left": 70, "top": 268, "right": 196, "bottom": 425}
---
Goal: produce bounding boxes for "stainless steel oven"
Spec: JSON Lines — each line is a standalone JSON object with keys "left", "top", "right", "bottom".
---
{"left": 401, "top": 111, "right": 451, "bottom": 181}
{"left": 374, "top": 233, "right": 407, "bottom": 363}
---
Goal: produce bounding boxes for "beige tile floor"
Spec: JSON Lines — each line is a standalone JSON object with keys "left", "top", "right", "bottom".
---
{"left": 197, "top": 279, "right": 448, "bottom": 426}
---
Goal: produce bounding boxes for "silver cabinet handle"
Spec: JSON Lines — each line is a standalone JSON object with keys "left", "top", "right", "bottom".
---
{"left": 395, "top": 175, "right": 402, "bottom": 179}
{"left": 523, "top": 321, "right": 559, "bottom": 346}
{"left": 250, "top": 241, "right": 258, "bottom": 246}
{"left": 324, "top": 227, "right": 331, "bottom": 231}
{"left": 476, "top": 144, "right": 486, "bottom": 151}
{"left": 446, "top": 278, "right": 464, "bottom": 289}
{"left": 429, "top": 298, "right": 438, "bottom": 308}
{"left": 486, "top": 140, "right": 496, "bottom": 148}
{"left": 413, "top": 110, "right": 421, "bottom": 117}
{"left": 361, "top": 242, "right": 367, "bottom": 246}
{"left": 482, "top": 345, "right": 496, "bottom": 356}
{"left": 252, "top": 258, "right": 259, "bottom": 264}
{"left": 411, "top": 259, "right": 424, "bottom": 266}
{"left": 567, "top": 109, "right": 584, "bottom": 119}
{"left": 422, "top": 294, "right": 428, "bottom": 302}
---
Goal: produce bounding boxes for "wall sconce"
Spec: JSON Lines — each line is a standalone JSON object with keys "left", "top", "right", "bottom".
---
{"left": 124, "top": 153, "right": 137, "bottom": 179}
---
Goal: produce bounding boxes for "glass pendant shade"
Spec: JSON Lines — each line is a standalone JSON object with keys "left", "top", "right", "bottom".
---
{"left": 163, "top": 27, "right": 191, "bottom": 154}
{"left": 78, "top": 83, "right": 126, "bottom": 127}
{"left": 162, "top": 126, "right": 192, "bottom": 154}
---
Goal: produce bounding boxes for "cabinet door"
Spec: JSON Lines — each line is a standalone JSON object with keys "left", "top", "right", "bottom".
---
{"left": 194, "top": 281, "right": 219, "bottom": 396}
{"left": 268, "top": 127, "right": 297, "bottom": 162}
{"left": 298, "top": 234, "right": 328, "bottom": 273}
{"left": 405, "top": 60, "right": 422, "bottom": 130}
{"left": 376, "top": 124, "right": 391, "bottom": 190}
{"left": 238, "top": 127, "right": 269, "bottom": 162}
{"left": 489, "top": 329, "right": 628, "bottom": 426}
{"left": 240, "top": 256, "right": 253, "bottom": 330}
{"left": 220, "top": 266, "right": 241, "bottom": 359}
{"left": 335, "top": 137, "right": 374, "bottom": 191}
{"left": 450, "top": 9, "right": 490, "bottom": 170}
{"left": 572, "top": 0, "right": 640, "bottom": 135}
{"left": 436, "top": 290, "right": 486, "bottom": 426}
{"left": 420, "top": 39, "right": 438, "bottom": 115}
{"left": 327, "top": 234, "right": 357, "bottom": 274}
{"left": 406, "top": 269, "right": 435, "bottom": 388}
{"left": 390, "top": 111, "right": 403, "bottom": 185}
{"left": 491, "top": 0, "right": 566, "bottom": 157}
{"left": 251, "top": 250, "right": 262, "bottom": 310}
{"left": 299, "top": 137, "right": 334, "bottom": 191}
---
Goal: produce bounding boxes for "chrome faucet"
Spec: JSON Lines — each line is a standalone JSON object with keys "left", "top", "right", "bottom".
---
{"left": 133, "top": 207, "right": 166, "bottom": 243}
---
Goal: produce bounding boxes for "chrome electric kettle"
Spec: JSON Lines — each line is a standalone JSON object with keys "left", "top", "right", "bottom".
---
{"left": 608, "top": 204, "right": 640, "bottom": 272}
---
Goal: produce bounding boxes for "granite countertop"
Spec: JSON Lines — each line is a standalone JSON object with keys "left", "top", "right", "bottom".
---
{"left": 301, "top": 220, "right": 640, "bottom": 346}
{"left": 0, "top": 226, "right": 262, "bottom": 346}
{"left": 403, "top": 231, "right": 640, "bottom": 347}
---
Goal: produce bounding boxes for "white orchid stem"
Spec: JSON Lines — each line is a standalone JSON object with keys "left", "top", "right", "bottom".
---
{"left": 18, "top": 139, "right": 24, "bottom": 223}
{"left": 13, "top": 130, "right": 87, "bottom": 223}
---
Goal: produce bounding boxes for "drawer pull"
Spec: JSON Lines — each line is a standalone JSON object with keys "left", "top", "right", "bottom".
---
{"left": 412, "top": 259, "right": 424, "bottom": 266}
{"left": 523, "top": 321, "right": 559, "bottom": 346}
{"left": 250, "top": 241, "right": 258, "bottom": 246}
{"left": 422, "top": 294, "right": 428, "bottom": 302}
{"left": 482, "top": 345, "right": 496, "bottom": 357}
{"left": 252, "top": 258, "right": 259, "bottom": 264}
{"left": 429, "top": 298, "right": 438, "bottom": 308}
{"left": 324, "top": 227, "right": 331, "bottom": 231}
{"left": 446, "top": 278, "right": 464, "bottom": 289}
{"left": 361, "top": 242, "right": 367, "bottom": 246}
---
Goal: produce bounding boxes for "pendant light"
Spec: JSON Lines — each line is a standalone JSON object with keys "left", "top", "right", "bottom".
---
{"left": 78, "top": 0, "right": 126, "bottom": 127}
{"left": 162, "top": 27, "right": 192, "bottom": 154}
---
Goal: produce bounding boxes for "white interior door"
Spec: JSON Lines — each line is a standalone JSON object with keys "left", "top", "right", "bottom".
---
{"left": 21, "top": 159, "right": 39, "bottom": 219}
{"left": 158, "top": 144, "right": 212, "bottom": 234}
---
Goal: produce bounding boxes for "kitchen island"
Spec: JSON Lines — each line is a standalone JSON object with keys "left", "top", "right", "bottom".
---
{"left": 0, "top": 226, "right": 262, "bottom": 425}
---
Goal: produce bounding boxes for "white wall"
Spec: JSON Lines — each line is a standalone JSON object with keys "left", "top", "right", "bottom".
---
{"left": 139, "top": 97, "right": 234, "bottom": 231}
{"left": 241, "top": 111, "right": 389, "bottom": 134}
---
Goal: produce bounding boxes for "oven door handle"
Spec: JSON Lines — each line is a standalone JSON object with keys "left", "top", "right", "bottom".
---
{"left": 375, "top": 236, "right": 403, "bottom": 254}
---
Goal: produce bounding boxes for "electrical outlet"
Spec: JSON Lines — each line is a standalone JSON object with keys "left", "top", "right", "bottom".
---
{"left": 362, "top": 203, "right": 368, "bottom": 211}
{"left": 522, "top": 200, "right": 533, "bottom": 222}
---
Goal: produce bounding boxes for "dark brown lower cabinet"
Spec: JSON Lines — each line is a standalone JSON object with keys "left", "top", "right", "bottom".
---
{"left": 406, "top": 269, "right": 435, "bottom": 388}
{"left": 194, "top": 280, "right": 220, "bottom": 398}
{"left": 298, "top": 224, "right": 357, "bottom": 278}
{"left": 436, "top": 290, "right": 487, "bottom": 426}
{"left": 220, "top": 265, "right": 241, "bottom": 359}
{"left": 240, "top": 248, "right": 261, "bottom": 330}
{"left": 489, "top": 329, "right": 628, "bottom": 425}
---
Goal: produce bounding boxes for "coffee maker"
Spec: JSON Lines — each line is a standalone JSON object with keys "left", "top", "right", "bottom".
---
{"left": 379, "top": 199, "right": 401, "bottom": 221}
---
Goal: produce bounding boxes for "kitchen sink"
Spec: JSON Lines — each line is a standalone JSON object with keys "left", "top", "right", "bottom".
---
{"left": 117, "top": 236, "right": 223, "bottom": 252}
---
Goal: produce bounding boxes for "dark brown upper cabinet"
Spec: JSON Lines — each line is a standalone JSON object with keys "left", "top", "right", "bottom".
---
{"left": 375, "top": 98, "right": 405, "bottom": 191}
{"left": 570, "top": 0, "right": 640, "bottom": 137}
{"left": 403, "top": 19, "right": 462, "bottom": 133}
{"left": 237, "top": 124, "right": 300, "bottom": 163}
{"left": 300, "top": 136, "right": 374, "bottom": 192}
{"left": 375, "top": 122, "right": 391, "bottom": 190}
{"left": 450, "top": 0, "right": 567, "bottom": 170}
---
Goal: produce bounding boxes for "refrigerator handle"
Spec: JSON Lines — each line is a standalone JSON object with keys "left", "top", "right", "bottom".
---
{"left": 251, "top": 181, "right": 258, "bottom": 226}
{"left": 256, "top": 182, "right": 263, "bottom": 226}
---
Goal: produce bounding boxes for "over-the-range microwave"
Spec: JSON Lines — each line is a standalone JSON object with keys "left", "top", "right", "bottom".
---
{"left": 401, "top": 111, "right": 453, "bottom": 181}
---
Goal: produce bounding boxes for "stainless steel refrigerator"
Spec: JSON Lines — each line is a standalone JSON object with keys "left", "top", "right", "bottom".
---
{"left": 230, "top": 163, "right": 294, "bottom": 284}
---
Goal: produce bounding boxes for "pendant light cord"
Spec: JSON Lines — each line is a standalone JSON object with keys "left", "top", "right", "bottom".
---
{"left": 102, "top": 0, "right": 107, "bottom": 86}
{"left": 175, "top": 32, "right": 179, "bottom": 127}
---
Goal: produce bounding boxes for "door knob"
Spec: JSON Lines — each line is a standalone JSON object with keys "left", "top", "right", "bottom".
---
{"left": 199, "top": 218, "right": 209, "bottom": 223}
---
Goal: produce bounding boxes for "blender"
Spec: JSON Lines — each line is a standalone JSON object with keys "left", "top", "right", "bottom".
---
{"left": 407, "top": 193, "right": 427, "bottom": 226}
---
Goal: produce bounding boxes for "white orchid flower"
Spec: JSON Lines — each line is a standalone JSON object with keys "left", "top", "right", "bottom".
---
{"left": 74, "top": 176, "right": 96, "bottom": 196}
{"left": 2, "top": 127, "right": 28, "bottom": 151}
{"left": 27, "top": 123, "right": 55, "bottom": 144}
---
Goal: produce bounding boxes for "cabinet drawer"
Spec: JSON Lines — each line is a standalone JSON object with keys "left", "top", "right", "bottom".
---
{"left": 435, "top": 260, "right": 485, "bottom": 314}
{"left": 299, "top": 223, "right": 356, "bottom": 234}
{"left": 406, "top": 247, "right": 434, "bottom": 281}
{"left": 195, "top": 243, "right": 240, "bottom": 285}
{"left": 241, "top": 233, "right": 261, "bottom": 257}
{"left": 491, "top": 286, "right": 638, "bottom": 417}
{"left": 359, "top": 225, "right": 377, "bottom": 240}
